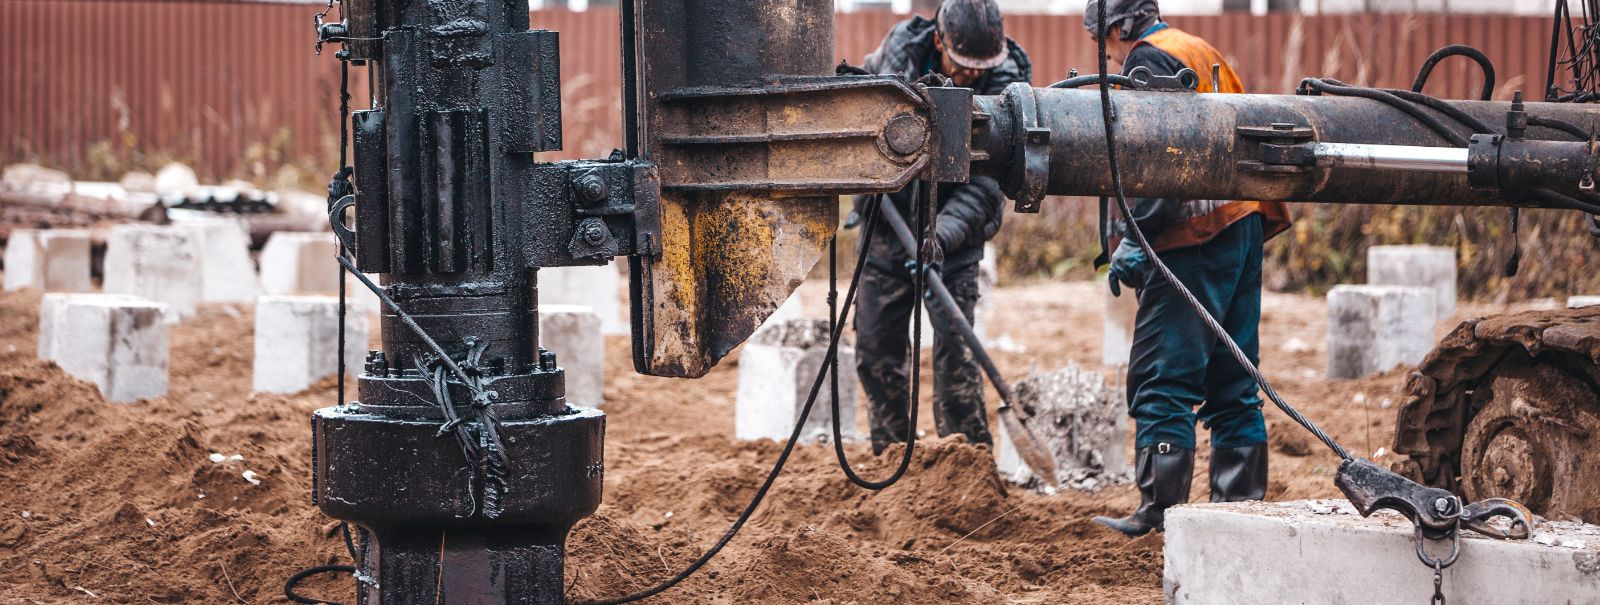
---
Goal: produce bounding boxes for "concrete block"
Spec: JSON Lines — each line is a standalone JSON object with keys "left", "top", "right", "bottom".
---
{"left": 538, "top": 264, "right": 625, "bottom": 334}
{"left": 252, "top": 295, "right": 368, "bottom": 394}
{"left": 1326, "top": 285, "right": 1436, "bottom": 379}
{"left": 539, "top": 304, "right": 604, "bottom": 408}
{"left": 1368, "top": 245, "right": 1457, "bottom": 319}
{"left": 1568, "top": 296, "right": 1600, "bottom": 309}
{"left": 1102, "top": 286, "right": 1138, "bottom": 367}
{"left": 995, "top": 363, "right": 1130, "bottom": 487}
{"left": 736, "top": 319, "right": 858, "bottom": 442}
{"left": 175, "top": 218, "right": 259, "bottom": 302}
{"left": 259, "top": 232, "right": 340, "bottom": 295}
{"left": 38, "top": 293, "right": 169, "bottom": 403}
{"left": 1165, "top": 500, "right": 1600, "bottom": 605}
{"left": 103, "top": 224, "right": 203, "bottom": 318}
{"left": 3, "top": 229, "right": 92, "bottom": 292}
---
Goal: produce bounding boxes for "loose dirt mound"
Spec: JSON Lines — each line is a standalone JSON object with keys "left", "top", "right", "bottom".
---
{"left": 0, "top": 281, "right": 1449, "bottom": 603}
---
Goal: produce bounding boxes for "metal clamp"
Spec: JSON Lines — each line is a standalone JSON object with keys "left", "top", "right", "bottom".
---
{"left": 1126, "top": 66, "right": 1202, "bottom": 92}
{"left": 1003, "top": 82, "right": 1050, "bottom": 213}
{"left": 1335, "top": 459, "right": 1533, "bottom": 541}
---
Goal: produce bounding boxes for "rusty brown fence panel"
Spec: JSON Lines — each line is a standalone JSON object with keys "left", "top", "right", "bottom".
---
{"left": 0, "top": 3, "right": 1556, "bottom": 179}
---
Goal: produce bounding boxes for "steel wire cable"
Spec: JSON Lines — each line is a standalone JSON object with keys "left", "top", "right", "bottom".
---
{"left": 1096, "top": 5, "right": 1351, "bottom": 461}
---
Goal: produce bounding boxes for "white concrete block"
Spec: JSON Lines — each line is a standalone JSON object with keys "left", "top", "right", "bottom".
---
{"left": 252, "top": 295, "right": 368, "bottom": 394}
{"left": 538, "top": 264, "right": 625, "bottom": 335}
{"left": 1568, "top": 296, "right": 1600, "bottom": 309}
{"left": 1368, "top": 245, "right": 1457, "bottom": 319}
{"left": 259, "top": 232, "right": 340, "bottom": 295}
{"left": 103, "top": 224, "right": 203, "bottom": 319}
{"left": 38, "top": 293, "right": 169, "bottom": 403}
{"left": 1101, "top": 286, "right": 1138, "bottom": 367}
{"left": 4, "top": 229, "right": 92, "bottom": 292}
{"left": 1326, "top": 285, "right": 1436, "bottom": 379}
{"left": 995, "top": 364, "right": 1129, "bottom": 487}
{"left": 175, "top": 217, "right": 259, "bottom": 302}
{"left": 1165, "top": 500, "right": 1600, "bottom": 605}
{"left": 539, "top": 304, "right": 604, "bottom": 408}
{"left": 736, "top": 319, "right": 858, "bottom": 442}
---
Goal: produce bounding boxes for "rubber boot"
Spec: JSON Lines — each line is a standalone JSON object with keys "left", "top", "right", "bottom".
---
{"left": 1209, "top": 442, "right": 1268, "bottom": 502}
{"left": 1093, "top": 443, "right": 1194, "bottom": 537}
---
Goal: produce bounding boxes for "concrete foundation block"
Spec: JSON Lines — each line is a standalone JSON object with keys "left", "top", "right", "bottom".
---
{"left": 1367, "top": 245, "right": 1457, "bottom": 319}
{"left": 259, "top": 232, "right": 340, "bottom": 295}
{"left": 1568, "top": 296, "right": 1600, "bottom": 309}
{"left": 38, "top": 293, "right": 169, "bottom": 403}
{"left": 1165, "top": 500, "right": 1600, "bottom": 604}
{"left": 103, "top": 224, "right": 203, "bottom": 319}
{"left": 735, "top": 319, "right": 858, "bottom": 442}
{"left": 1326, "top": 285, "right": 1436, "bottom": 379}
{"left": 175, "top": 218, "right": 259, "bottom": 302}
{"left": 3, "top": 229, "right": 92, "bottom": 292}
{"left": 252, "top": 295, "right": 368, "bottom": 394}
{"left": 1102, "top": 286, "right": 1138, "bottom": 367}
{"left": 539, "top": 304, "right": 604, "bottom": 408}
{"left": 995, "top": 363, "right": 1130, "bottom": 487}
{"left": 538, "top": 264, "right": 625, "bottom": 335}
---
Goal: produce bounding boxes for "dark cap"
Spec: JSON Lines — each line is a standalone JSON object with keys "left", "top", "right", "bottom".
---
{"left": 936, "top": 0, "right": 1009, "bottom": 71}
{"left": 1084, "top": 0, "right": 1161, "bottom": 41}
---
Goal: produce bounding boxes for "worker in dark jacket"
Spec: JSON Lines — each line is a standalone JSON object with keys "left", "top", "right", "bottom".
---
{"left": 1083, "top": 0, "right": 1294, "bottom": 537}
{"left": 852, "top": 0, "right": 1031, "bottom": 455}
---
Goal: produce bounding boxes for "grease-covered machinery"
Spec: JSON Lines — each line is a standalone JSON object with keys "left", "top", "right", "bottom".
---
{"left": 310, "top": 0, "right": 1596, "bottom": 602}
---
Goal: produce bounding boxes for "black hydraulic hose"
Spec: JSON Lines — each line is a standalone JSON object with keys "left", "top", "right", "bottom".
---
{"left": 826, "top": 192, "right": 925, "bottom": 490}
{"left": 1299, "top": 78, "right": 1471, "bottom": 147}
{"left": 284, "top": 565, "right": 356, "bottom": 605}
{"left": 583, "top": 194, "right": 901, "bottom": 604}
{"left": 1412, "top": 44, "right": 1497, "bottom": 101}
{"left": 1049, "top": 73, "right": 1138, "bottom": 89}
{"left": 1097, "top": 8, "right": 1352, "bottom": 461}
{"left": 1530, "top": 115, "right": 1592, "bottom": 139}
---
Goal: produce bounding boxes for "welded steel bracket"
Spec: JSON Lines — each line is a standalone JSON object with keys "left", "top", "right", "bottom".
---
{"left": 652, "top": 75, "right": 932, "bottom": 194}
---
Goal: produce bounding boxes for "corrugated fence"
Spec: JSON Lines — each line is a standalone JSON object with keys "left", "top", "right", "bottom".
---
{"left": 0, "top": 1, "right": 1555, "bottom": 180}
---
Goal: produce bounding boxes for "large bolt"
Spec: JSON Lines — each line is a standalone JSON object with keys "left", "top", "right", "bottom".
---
{"left": 1434, "top": 497, "right": 1453, "bottom": 514}
{"left": 581, "top": 221, "right": 609, "bottom": 246}
{"left": 883, "top": 114, "right": 928, "bottom": 156}
{"left": 576, "top": 173, "right": 608, "bottom": 203}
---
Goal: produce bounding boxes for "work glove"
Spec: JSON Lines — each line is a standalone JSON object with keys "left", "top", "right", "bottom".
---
{"left": 1107, "top": 237, "right": 1151, "bottom": 297}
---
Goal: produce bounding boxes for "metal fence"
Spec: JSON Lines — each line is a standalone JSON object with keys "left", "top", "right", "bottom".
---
{"left": 0, "top": 1, "right": 1555, "bottom": 180}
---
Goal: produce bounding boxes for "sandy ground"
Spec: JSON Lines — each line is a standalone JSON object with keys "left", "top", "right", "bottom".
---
{"left": 0, "top": 279, "right": 1551, "bottom": 604}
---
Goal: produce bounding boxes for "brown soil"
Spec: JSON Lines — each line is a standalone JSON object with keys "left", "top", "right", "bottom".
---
{"left": 0, "top": 281, "right": 1550, "bottom": 604}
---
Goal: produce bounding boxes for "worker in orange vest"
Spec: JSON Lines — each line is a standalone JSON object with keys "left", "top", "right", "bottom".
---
{"left": 1083, "top": 0, "right": 1294, "bottom": 537}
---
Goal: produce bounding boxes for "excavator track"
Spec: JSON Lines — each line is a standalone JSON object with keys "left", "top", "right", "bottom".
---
{"left": 1392, "top": 306, "right": 1600, "bottom": 523}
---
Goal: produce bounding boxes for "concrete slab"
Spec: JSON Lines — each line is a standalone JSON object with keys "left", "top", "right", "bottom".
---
{"left": 995, "top": 363, "right": 1130, "bottom": 487}
{"left": 1326, "top": 285, "right": 1436, "bottom": 379}
{"left": 1102, "top": 286, "right": 1138, "bottom": 367}
{"left": 103, "top": 224, "right": 203, "bottom": 319}
{"left": 1165, "top": 500, "right": 1600, "bottom": 604}
{"left": 539, "top": 304, "right": 604, "bottom": 408}
{"left": 1368, "top": 245, "right": 1457, "bottom": 319}
{"left": 537, "top": 264, "right": 626, "bottom": 335}
{"left": 3, "top": 229, "right": 92, "bottom": 292}
{"left": 252, "top": 295, "right": 368, "bottom": 394}
{"left": 1568, "top": 296, "right": 1600, "bottom": 309}
{"left": 38, "top": 293, "right": 169, "bottom": 403}
{"left": 175, "top": 217, "right": 259, "bottom": 302}
{"left": 735, "top": 319, "right": 858, "bottom": 442}
{"left": 259, "top": 232, "right": 340, "bottom": 295}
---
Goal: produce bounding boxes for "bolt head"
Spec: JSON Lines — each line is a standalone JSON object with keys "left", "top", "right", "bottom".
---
{"left": 582, "top": 222, "right": 608, "bottom": 245}
{"left": 577, "top": 174, "right": 608, "bottom": 202}
{"left": 1434, "top": 497, "right": 1452, "bottom": 513}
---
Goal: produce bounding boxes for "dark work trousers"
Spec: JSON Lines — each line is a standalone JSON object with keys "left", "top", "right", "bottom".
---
{"left": 1127, "top": 214, "right": 1268, "bottom": 451}
{"left": 853, "top": 261, "right": 991, "bottom": 453}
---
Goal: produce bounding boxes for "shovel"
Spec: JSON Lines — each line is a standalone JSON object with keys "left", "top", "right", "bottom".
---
{"left": 876, "top": 200, "right": 1063, "bottom": 490}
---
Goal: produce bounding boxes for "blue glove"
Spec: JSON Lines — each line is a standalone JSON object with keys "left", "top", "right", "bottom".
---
{"left": 1107, "top": 237, "right": 1150, "bottom": 297}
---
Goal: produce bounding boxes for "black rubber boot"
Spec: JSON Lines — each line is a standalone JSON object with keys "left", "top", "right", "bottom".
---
{"left": 1209, "top": 442, "right": 1268, "bottom": 502}
{"left": 1093, "top": 443, "right": 1194, "bottom": 537}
